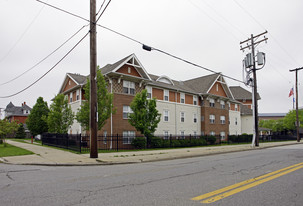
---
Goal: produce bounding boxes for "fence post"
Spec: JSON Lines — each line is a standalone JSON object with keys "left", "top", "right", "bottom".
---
{"left": 189, "top": 134, "right": 192, "bottom": 145}
{"left": 66, "top": 134, "right": 69, "bottom": 150}
{"left": 116, "top": 134, "right": 119, "bottom": 152}
{"left": 79, "top": 133, "right": 81, "bottom": 153}
{"left": 170, "top": 134, "right": 172, "bottom": 148}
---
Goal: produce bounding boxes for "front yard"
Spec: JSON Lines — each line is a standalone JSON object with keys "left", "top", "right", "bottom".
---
{"left": 0, "top": 143, "right": 34, "bottom": 157}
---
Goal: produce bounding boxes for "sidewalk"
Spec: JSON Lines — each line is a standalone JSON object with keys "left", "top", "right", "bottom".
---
{"left": 1, "top": 140, "right": 302, "bottom": 166}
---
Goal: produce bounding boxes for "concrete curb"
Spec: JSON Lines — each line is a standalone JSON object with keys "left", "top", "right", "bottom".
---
{"left": 1, "top": 141, "right": 301, "bottom": 166}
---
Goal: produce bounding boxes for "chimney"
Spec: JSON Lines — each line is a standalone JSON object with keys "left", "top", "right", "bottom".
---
{"left": 22, "top": 103, "right": 24, "bottom": 106}
{"left": 24, "top": 102, "right": 26, "bottom": 105}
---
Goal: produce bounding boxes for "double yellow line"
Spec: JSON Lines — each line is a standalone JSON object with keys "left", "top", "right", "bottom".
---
{"left": 192, "top": 162, "right": 303, "bottom": 204}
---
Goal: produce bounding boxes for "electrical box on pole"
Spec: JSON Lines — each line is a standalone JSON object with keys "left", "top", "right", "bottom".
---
{"left": 257, "top": 52, "right": 265, "bottom": 66}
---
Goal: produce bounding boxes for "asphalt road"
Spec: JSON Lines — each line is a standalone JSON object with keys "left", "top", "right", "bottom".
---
{"left": 1, "top": 144, "right": 303, "bottom": 206}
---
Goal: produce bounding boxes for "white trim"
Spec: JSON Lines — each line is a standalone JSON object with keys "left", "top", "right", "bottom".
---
{"left": 156, "top": 75, "right": 175, "bottom": 85}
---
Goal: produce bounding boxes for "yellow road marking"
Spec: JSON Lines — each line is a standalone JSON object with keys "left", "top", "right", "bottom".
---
{"left": 192, "top": 162, "right": 303, "bottom": 203}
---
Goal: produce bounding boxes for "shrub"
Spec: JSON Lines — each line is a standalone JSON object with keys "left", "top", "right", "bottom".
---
{"left": 150, "top": 136, "right": 163, "bottom": 148}
{"left": 131, "top": 137, "right": 146, "bottom": 149}
{"left": 15, "top": 124, "right": 26, "bottom": 139}
{"left": 206, "top": 136, "right": 217, "bottom": 145}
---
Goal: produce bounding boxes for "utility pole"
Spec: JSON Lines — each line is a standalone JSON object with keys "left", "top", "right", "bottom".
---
{"left": 289, "top": 67, "right": 303, "bottom": 142}
{"left": 240, "top": 31, "right": 268, "bottom": 147}
{"left": 90, "top": 0, "right": 98, "bottom": 158}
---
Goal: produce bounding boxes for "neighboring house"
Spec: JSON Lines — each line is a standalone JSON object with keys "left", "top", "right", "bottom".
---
{"left": 4, "top": 102, "right": 32, "bottom": 124}
{"left": 58, "top": 54, "right": 245, "bottom": 141}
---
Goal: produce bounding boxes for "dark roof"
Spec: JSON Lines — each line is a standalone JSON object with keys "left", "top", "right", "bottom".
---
{"left": 240, "top": 104, "right": 253, "bottom": 115}
{"left": 4, "top": 102, "right": 32, "bottom": 117}
{"left": 183, "top": 73, "right": 220, "bottom": 94}
{"left": 67, "top": 73, "right": 86, "bottom": 85}
{"left": 259, "top": 113, "right": 286, "bottom": 117}
{"left": 148, "top": 74, "right": 197, "bottom": 94}
{"left": 230, "top": 86, "right": 261, "bottom": 100}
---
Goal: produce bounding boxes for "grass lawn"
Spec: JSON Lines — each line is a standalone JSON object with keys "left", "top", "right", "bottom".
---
{"left": 0, "top": 143, "right": 34, "bottom": 157}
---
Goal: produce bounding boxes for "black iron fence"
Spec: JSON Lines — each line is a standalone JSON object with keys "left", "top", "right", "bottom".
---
{"left": 41, "top": 133, "right": 299, "bottom": 153}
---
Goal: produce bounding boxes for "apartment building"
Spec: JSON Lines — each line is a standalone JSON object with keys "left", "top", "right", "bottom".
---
{"left": 58, "top": 54, "right": 243, "bottom": 140}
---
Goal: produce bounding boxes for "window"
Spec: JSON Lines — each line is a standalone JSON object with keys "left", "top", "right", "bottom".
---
{"left": 220, "top": 100, "right": 225, "bottom": 109}
{"left": 76, "top": 89, "right": 80, "bottom": 101}
{"left": 123, "top": 106, "right": 133, "bottom": 119}
{"left": 209, "top": 98, "right": 215, "bottom": 107}
{"left": 235, "top": 104, "right": 238, "bottom": 111}
{"left": 180, "top": 131, "right": 185, "bottom": 139}
{"left": 210, "top": 131, "right": 215, "bottom": 136}
{"left": 193, "top": 131, "right": 197, "bottom": 138}
{"left": 180, "top": 93, "right": 185, "bottom": 104}
{"left": 146, "top": 86, "right": 152, "bottom": 99}
{"left": 103, "top": 131, "right": 107, "bottom": 144}
{"left": 164, "top": 110, "right": 169, "bottom": 122}
{"left": 193, "top": 95, "right": 198, "bottom": 105}
{"left": 220, "top": 132, "right": 226, "bottom": 140}
{"left": 164, "top": 90, "right": 169, "bottom": 101}
{"left": 201, "top": 116, "right": 205, "bottom": 122}
{"left": 220, "top": 116, "right": 225, "bottom": 124}
{"left": 181, "top": 112, "right": 185, "bottom": 122}
{"left": 164, "top": 131, "right": 169, "bottom": 140}
{"left": 235, "top": 117, "right": 238, "bottom": 125}
{"left": 210, "top": 115, "right": 215, "bottom": 124}
{"left": 69, "top": 93, "right": 73, "bottom": 103}
{"left": 123, "top": 80, "right": 135, "bottom": 95}
{"left": 123, "top": 131, "right": 135, "bottom": 144}
{"left": 193, "top": 113, "right": 197, "bottom": 123}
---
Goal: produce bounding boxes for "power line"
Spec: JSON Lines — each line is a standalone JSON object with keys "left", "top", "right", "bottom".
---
{"left": 96, "top": 0, "right": 106, "bottom": 16}
{"left": 0, "top": 24, "right": 89, "bottom": 86}
{"left": 232, "top": 0, "right": 300, "bottom": 66}
{"left": 36, "top": 0, "right": 90, "bottom": 23}
{"left": 96, "top": 24, "right": 244, "bottom": 84}
{"left": 0, "top": 2, "right": 46, "bottom": 64}
{"left": 96, "top": 0, "right": 111, "bottom": 23}
{"left": 0, "top": 31, "right": 90, "bottom": 98}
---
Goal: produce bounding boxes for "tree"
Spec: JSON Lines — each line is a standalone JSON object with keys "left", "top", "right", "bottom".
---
{"left": 47, "top": 94, "right": 74, "bottom": 134}
{"left": 26, "top": 97, "right": 49, "bottom": 136}
{"left": 128, "top": 89, "right": 161, "bottom": 146}
{"left": 0, "top": 119, "right": 18, "bottom": 145}
{"left": 76, "top": 69, "right": 115, "bottom": 131}
{"left": 283, "top": 110, "right": 303, "bottom": 131}
{"left": 15, "top": 123, "right": 26, "bottom": 139}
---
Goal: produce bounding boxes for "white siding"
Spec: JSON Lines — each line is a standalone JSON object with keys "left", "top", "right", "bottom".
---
{"left": 68, "top": 101, "right": 82, "bottom": 134}
{"left": 229, "top": 110, "right": 241, "bottom": 135}
{"left": 155, "top": 101, "right": 201, "bottom": 136}
{"left": 241, "top": 115, "right": 254, "bottom": 134}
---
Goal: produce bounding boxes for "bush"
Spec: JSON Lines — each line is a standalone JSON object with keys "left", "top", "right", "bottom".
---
{"left": 15, "top": 124, "right": 26, "bottom": 139}
{"left": 0, "top": 139, "right": 3, "bottom": 144}
{"left": 131, "top": 137, "right": 146, "bottom": 149}
{"left": 150, "top": 136, "right": 163, "bottom": 148}
{"left": 206, "top": 136, "right": 217, "bottom": 145}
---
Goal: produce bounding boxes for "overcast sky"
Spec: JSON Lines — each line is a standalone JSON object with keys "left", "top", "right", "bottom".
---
{"left": 1, "top": 0, "right": 303, "bottom": 118}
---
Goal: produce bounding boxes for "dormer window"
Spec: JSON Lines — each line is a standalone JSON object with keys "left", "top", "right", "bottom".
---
{"left": 146, "top": 86, "right": 152, "bottom": 99}
{"left": 193, "top": 95, "right": 198, "bottom": 105}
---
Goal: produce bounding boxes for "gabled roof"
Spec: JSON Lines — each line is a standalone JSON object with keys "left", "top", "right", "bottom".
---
{"left": 183, "top": 73, "right": 234, "bottom": 99}
{"left": 102, "top": 54, "right": 152, "bottom": 80}
{"left": 184, "top": 73, "right": 219, "bottom": 94}
{"left": 230, "top": 86, "right": 261, "bottom": 100}
{"left": 240, "top": 104, "right": 252, "bottom": 115}
{"left": 68, "top": 73, "right": 86, "bottom": 85}
{"left": 4, "top": 102, "right": 32, "bottom": 117}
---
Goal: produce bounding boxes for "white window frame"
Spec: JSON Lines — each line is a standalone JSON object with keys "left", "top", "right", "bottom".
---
{"left": 146, "top": 86, "right": 152, "bottom": 99}
{"left": 69, "top": 93, "right": 73, "bottom": 103}
{"left": 180, "top": 93, "right": 185, "bottom": 104}
{"left": 220, "top": 100, "right": 225, "bottom": 109}
{"left": 220, "top": 132, "right": 226, "bottom": 140}
{"left": 235, "top": 104, "right": 238, "bottom": 111}
{"left": 220, "top": 116, "right": 226, "bottom": 124}
{"left": 123, "top": 80, "right": 135, "bottom": 95}
{"left": 193, "top": 113, "right": 197, "bottom": 123}
{"left": 123, "top": 106, "right": 133, "bottom": 119}
{"left": 76, "top": 89, "right": 80, "bottom": 101}
{"left": 235, "top": 117, "right": 238, "bottom": 125}
{"left": 123, "top": 131, "right": 135, "bottom": 144}
{"left": 209, "top": 98, "right": 215, "bottom": 107}
{"left": 164, "top": 90, "right": 169, "bottom": 101}
{"left": 181, "top": 112, "right": 185, "bottom": 122}
{"left": 210, "top": 115, "right": 215, "bottom": 124}
{"left": 210, "top": 131, "right": 215, "bottom": 136}
{"left": 180, "top": 131, "right": 185, "bottom": 139}
{"left": 164, "top": 110, "right": 169, "bottom": 122}
{"left": 193, "top": 131, "right": 197, "bottom": 138}
{"left": 164, "top": 131, "right": 169, "bottom": 140}
{"left": 103, "top": 131, "right": 107, "bottom": 144}
{"left": 193, "top": 95, "right": 198, "bottom": 105}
